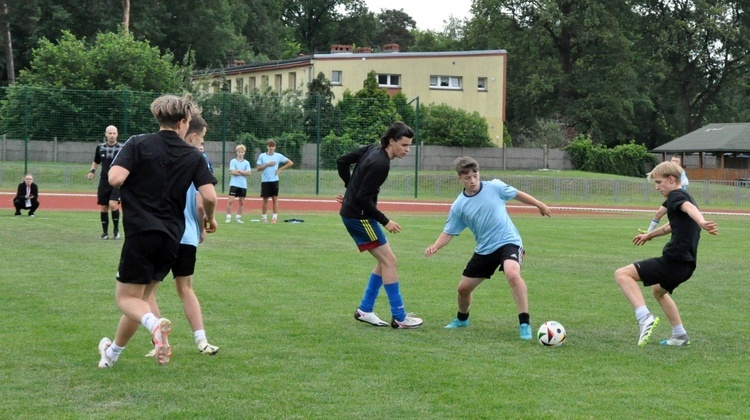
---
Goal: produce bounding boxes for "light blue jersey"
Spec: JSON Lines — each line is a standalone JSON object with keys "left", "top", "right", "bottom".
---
{"left": 444, "top": 179, "right": 522, "bottom": 255}
{"left": 181, "top": 184, "right": 199, "bottom": 247}
{"left": 257, "top": 152, "right": 289, "bottom": 183}
{"left": 680, "top": 170, "right": 689, "bottom": 190}
{"left": 229, "top": 158, "right": 251, "bottom": 188}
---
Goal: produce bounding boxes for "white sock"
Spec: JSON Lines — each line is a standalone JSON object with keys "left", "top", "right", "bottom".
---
{"left": 635, "top": 306, "right": 650, "bottom": 323}
{"left": 226, "top": 214, "right": 231, "bottom": 220}
{"left": 262, "top": 214, "right": 267, "bottom": 220}
{"left": 672, "top": 324, "right": 687, "bottom": 336}
{"left": 106, "top": 343, "right": 125, "bottom": 361}
{"left": 194, "top": 329, "right": 207, "bottom": 344}
{"left": 141, "top": 313, "right": 158, "bottom": 333}
{"left": 272, "top": 213, "right": 277, "bottom": 220}
{"left": 646, "top": 219, "right": 660, "bottom": 233}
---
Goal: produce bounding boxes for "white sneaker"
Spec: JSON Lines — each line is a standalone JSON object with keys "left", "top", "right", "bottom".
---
{"left": 637, "top": 314, "right": 659, "bottom": 347}
{"left": 660, "top": 335, "right": 691, "bottom": 347}
{"left": 152, "top": 318, "right": 172, "bottom": 365}
{"left": 144, "top": 348, "right": 156, "bottom": 357}
{"left": 390, "top": 313, "right": 424, "bottom": 329}
{"left": 225, "top": 217, "right": 231, "bottom": 223}
{"left": 354, "top": 308, "right": 388, "bottom": 326}
{"left": 98, "top": 337, "right": 115, "bottom": 368}
{"left": 198, "top": 341, "right": 220, "bottom": 355}
{"left": 235, "top": 218, "right": 244, "bottom": 223}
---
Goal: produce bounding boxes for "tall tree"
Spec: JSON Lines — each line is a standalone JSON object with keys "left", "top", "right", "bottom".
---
{"left": 373, "top": 9, "right": 416, "bottom": 50}
{"left": 281, "top": 0, "right": 368, "bottom": 53}
{"left": 0, "top": 0, "right": 14, "bottom": 84}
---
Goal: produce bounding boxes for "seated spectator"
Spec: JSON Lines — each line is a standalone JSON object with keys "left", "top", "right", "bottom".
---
{"left": 14, "top": 174, "right": 40, "bottom": 217}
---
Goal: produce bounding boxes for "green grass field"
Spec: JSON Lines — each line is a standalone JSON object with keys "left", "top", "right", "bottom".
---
{"left": 2, "top": 210, "right": 749, "bottom": 418}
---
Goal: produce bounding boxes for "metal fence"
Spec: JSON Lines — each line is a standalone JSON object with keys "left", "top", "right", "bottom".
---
{"left": 2, "top": 162, "right": 749, "bottom": 209}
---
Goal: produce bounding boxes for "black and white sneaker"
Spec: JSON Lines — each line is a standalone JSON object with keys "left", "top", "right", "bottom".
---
{"left": 100, "top": 233, "right": 109, "bottom": 240}
{"left": 112, "top": 231, "right": 120, "bottom": 240}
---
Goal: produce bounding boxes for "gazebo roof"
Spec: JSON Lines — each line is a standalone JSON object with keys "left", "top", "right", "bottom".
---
{"left": 653, "top": 123, "right": 750, "bottom": 153}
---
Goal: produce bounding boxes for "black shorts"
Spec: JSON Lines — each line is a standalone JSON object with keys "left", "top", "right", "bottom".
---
{"left": 172, "top": 244, "right": 197, "bottom": 277}
{"left": 229, "top": 186, "right": 247, "bottom": 198}
{"left": 634, "top": 256, "right": 695, "bottom": 293}
{"left": 116, "top": 231, "right": 179, "bottom": 285}
{"left": 260, "top": 181, "right": 280, "bottom": 198}
{"left": 463, "top": 244, "right": 525, "bottom": 279}
{"left": 97, "top": 178, "right": 121, "bottom": 205}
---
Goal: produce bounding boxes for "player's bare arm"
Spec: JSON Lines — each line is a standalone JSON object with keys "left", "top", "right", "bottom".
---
{"left": 680, "top": 201, "right": 719, "bottom": 235}
{"left": 108, "top": 165, "right": 129, "bottom": 188}
{"left": 425, "top": 232, "right": 454, "bottom": 257}
{"left": 514, "top": 191, "right": 552, "bottom": 217}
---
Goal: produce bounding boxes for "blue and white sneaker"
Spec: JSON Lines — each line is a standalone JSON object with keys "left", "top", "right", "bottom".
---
{"left": 660, "top": 335, "right": 690, "bottom": 347}
{"left": 519, "top": 323, "right": 533, "bottom": 340}
{"left": 444, "top": 318, "right": 469, "bottom": 329}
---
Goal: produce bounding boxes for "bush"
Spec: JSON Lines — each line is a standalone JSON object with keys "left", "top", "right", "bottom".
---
{"left": 565, "top": 136, "right": 656, "bottom": 177}
{"left": 420, "top": 104, "right": 492, "bottom": 147}
{"left": 320, "top": 131, "right": 358, "bottom": 170}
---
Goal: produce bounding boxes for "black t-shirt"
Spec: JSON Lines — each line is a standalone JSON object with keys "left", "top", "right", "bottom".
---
{"left": 112, "top": 130, "right": 217, "bottom": 241}
{"left": 337, "top": 144, "right": 390, "bottom": 226}
{"left": 94, "top": 142, "right": 123, "bottom": 178}
{"left": 662, "top": 189, "right": 701, "bottom": 262}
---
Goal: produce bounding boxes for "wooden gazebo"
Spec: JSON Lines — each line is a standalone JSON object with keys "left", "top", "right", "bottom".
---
{"left": 653, "top": 123, "right": 750, "bottom": 181}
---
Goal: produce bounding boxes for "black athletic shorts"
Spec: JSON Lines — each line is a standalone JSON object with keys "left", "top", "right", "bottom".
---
{"left": 260, "top": 181, "right": 280, "bottom": 198}
{"left": 463, "top": 244, "right": 525, "bottom": 279}
{"left": 172, "top": 244, "right": 197, "bottom": 278}
{"left": 116, "top": 231, "right": 179, "bottom": 285}
{"left": 229, "top": 186, "right": 247, "bottom": 198}
{"left": 97, "top": 178, "right": 121, "bottom": 205}
{"left": 634, "top": 256, "right": 695, "bottom": 293}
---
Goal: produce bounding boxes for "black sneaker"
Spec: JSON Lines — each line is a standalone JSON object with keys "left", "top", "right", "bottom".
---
{"left": 113, "top": 231, "right": 120, "bottom": 240}
{"left": 100, "top": 233, "right": 109, "bottom": 240}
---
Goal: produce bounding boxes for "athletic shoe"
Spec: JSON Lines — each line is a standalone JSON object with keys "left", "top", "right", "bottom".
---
{"left": 660, "top": 335, "right": 691, "bottom": 347}
{"left": 14, "top": 211, "right": 21, "bottom": 216}
{"left": 390, "top": 314, "right": 423, "bottom": 329}
{"left": 637, "top": 314, "right": 659, "bottom": 347}
{"left": 112, "top": 231, "right": 120, "bottom": 240}
{"left": 225, "top": 218, "right": 231, "bottom": 223}
{"left": 519, "top": 323, "right": 533, "bottom": 340}
{"left": 444, "top": 318, "right": 469, "bottom": 329}
{"left": 98, "top": 337, "right": 115, "bottom": 368}
{"left": 29, "top": 214, "right": 35, "bottom": 218}
{"left": 271, "top": 219, "right": 277, "bottom": 224}
{"left": 354, "top": 308, "right": 388, "bottom": 327}
{"left": 152, "top": 318, "right": 172, "bottom": 365}
{"left": 638, "top": 228, "right": 647, "bottom": 234}
{"left": 262, "top": 218, "right": 268, "bottom": 223}
{"left": 144, "top": 348, "right": 156, "bottom": 357}
{"left": 198, "top": 341, "right": 220, "bottom": 355}
{"left": 235, "top": 218, "right": 244, "bottom": 224}
{"left": 100, "top": 233, "right": 108, "bottom": 240}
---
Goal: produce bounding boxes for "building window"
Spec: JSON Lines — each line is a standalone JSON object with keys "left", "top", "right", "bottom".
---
{"left": 288, "top": 72, "right": 297, "bottom": 90}
{"left": 224, "top": 79, "right": 232, "bottom": 92}
{"left": 261, "top": 75, "right": 269, "bottom": 88}
{"left": 430, "top": 75, "right": 462, "bottom": 90}
{"left": 250, "top": 77, "right": 256, "bottom": 90}
{"left": 478, "top": 77, "right": 487, "bottom": 91}
{"left": 377, "top": 74, "right": 400, "bottom": 87}
{"left": 236, "top": 77, "right": 244, "bottom": 93}
{"left": 275, "top": 74, "right": 282, "bottom": 94}
{"left": 332, "top": 70, "right": 342, "bottom": 85}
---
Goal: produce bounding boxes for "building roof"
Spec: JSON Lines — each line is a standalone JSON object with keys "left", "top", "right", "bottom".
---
{"left": 654, "top": 123, "right": 750, "bottom": 153}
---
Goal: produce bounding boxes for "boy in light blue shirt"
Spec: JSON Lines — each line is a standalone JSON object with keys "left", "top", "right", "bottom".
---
{"left": 425, "top": 156, "right": 552, "bottom": 340}
{"left": 256, "top": 139, "right": 294, "bottom": 223}
{"left": 226, "top": 144, "right": 252, "bottom": 223}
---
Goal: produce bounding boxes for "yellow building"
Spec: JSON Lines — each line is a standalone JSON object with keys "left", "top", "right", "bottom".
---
{"left": 193, "top": 46, "right": 507, "bottom": 145}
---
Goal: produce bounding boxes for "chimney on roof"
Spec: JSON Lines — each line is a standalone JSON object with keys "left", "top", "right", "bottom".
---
{"left": 355, "top": 46, "right": 372, "bottom": 54}
{"left": 383, "top": 43, "right": 400, "bottom": 53}
{"left": 330, "top": 44, "right": 353, "bottom": 54}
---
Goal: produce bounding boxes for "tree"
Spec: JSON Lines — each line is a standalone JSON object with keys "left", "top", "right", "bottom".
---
{"left": 281, "top": 0, "right": 370, "bottom": 53}
{"left": 337, "top": 70, "right": 398, "bottom": 145}
{"left": 373, "top": 9, "right": 416, "bottom": 50}
{"left": 19, "top": 30, "right": 189, "bottom": 92}
{"left": 303, "top": 72, "right": 340, "bottom": 143}
{"left": 0, "top": 0, "right": 14, "bottom": 84}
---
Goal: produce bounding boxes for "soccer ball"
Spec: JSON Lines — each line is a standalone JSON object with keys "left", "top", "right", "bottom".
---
{"left": 537, "top": 321, "right": 567, "bottom": 347}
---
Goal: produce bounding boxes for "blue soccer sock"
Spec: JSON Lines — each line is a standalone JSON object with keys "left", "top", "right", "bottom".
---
{"left": 358, "top": 273, "right": 383, "bottom": 312}
{"left": 384, "top": 282, "right": 406, "bottom": 321}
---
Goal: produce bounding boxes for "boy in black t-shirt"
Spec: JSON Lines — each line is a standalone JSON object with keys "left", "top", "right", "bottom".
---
{"left": 615, "top": 161, "right": 718, "bottom": 348}
{"left": 97, "top": 95, "right": 218, "bottom": 368}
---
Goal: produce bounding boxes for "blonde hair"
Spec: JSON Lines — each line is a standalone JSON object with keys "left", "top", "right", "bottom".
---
{"left": 648, "top": 161, "right": 683, "bottom": 183}
{"left": 235, "top": 144, "right": 246, "bottom": 152}
{"left": 150, "top": 94, "right": 200, "bottom": 128}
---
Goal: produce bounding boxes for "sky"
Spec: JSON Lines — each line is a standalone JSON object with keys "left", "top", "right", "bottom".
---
{"left": 363, "top": 0, "right": 473, "bottom": 31}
